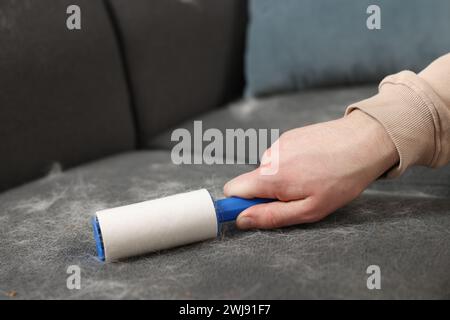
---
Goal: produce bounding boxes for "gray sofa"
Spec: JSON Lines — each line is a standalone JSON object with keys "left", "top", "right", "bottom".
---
{"left": 0, "top": 0, "right": 449, "bottom": 299}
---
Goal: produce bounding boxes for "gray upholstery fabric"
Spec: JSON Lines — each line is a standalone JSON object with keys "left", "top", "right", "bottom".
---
{"left": 149, "top": 85, "right": 378, "bottom": 162}
{"left": 371, "top": 166, "right": 450, "bottom": 198}
{"left": 107, "top": 0, "right": 248, "bottom": 141}
{"left": 0, "top": 0, "right": 136, "bottom": 192}
{"left": 1, "top": 88, "right": 449, "bottom": 299}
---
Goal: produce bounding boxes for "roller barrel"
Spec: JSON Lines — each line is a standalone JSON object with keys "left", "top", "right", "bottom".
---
{"left": 93, "top": 189, "right": 217, "bottom": 262}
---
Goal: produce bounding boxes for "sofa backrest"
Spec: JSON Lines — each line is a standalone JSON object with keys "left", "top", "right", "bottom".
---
{"left": 107, "top": 0, "right": 248, "bottom": 146}
{"left": 0, "top": 0, "right": 136, "bottom": 192}
{"left": 0, "top": 0, "right": 248, "bottom": 192}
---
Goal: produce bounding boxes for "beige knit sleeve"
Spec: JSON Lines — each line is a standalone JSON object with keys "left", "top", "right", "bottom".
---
{"left": 345, "top": 53, "right": 450, "bottom": 178}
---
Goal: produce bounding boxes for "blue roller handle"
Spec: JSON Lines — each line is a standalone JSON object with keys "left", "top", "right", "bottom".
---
{"left": 215, "top": 197, "right": 275, "bottom": 223}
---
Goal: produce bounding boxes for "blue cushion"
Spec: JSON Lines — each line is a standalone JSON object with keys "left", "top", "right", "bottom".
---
{"left": 246, "top": 0, "right": 450, "bottom": 96}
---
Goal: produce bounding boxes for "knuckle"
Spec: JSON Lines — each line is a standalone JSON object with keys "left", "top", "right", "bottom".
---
{"left": 299, "top": 201, "right": 324, "bottom": 223}
{"left": 274, "top": 188, "right": 293, "bottom": 202}
{"left": 264, "top": 207, "right": 282, "bottom": 229}
{"left": 268, "top": 214, "right": 281, "bottom": 229}
{"left": 256, "top": 167, "right": 278, "bottom": 183}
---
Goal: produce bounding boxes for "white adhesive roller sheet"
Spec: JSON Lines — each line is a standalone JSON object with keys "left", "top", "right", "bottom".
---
{"left": 95, "top": 189, "right": 218, "bottom": 262}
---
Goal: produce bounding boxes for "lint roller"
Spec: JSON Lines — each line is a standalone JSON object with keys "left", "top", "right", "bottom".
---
{"left": 92, "top": 189, "right": 274, "bottom": 262}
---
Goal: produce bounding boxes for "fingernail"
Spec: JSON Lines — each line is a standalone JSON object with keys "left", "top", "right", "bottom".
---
{"left": 237, "top": 216, "right": 253, "bottom": 229}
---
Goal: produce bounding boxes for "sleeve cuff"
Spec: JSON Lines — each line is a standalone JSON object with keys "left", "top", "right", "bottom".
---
{"left": 345, "top": 71, "right": 443, "bottom": 178}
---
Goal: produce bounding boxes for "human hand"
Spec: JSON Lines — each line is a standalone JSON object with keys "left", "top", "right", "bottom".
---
{"left": 224, "top": 110, "right": 399, "bottom": 229}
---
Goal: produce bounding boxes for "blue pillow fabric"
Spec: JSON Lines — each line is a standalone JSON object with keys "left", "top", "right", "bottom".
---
{"left": 246, "top": 0, "right": 450, "bottom": 96}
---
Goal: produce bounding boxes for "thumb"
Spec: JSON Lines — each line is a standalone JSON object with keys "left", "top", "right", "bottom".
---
{"left": 236, "top": 198, "right": 319, "bottom": 229}
{"left": 223, "top": 168, "right": 277, "bottom": 199}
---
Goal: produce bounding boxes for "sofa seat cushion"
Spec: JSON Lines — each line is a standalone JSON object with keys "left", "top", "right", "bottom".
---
{"left": 0, "top": 150, "right": 449, "bottom": 299}
{"left": 149, "top": 85, "right": 378, "bottom": 149}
